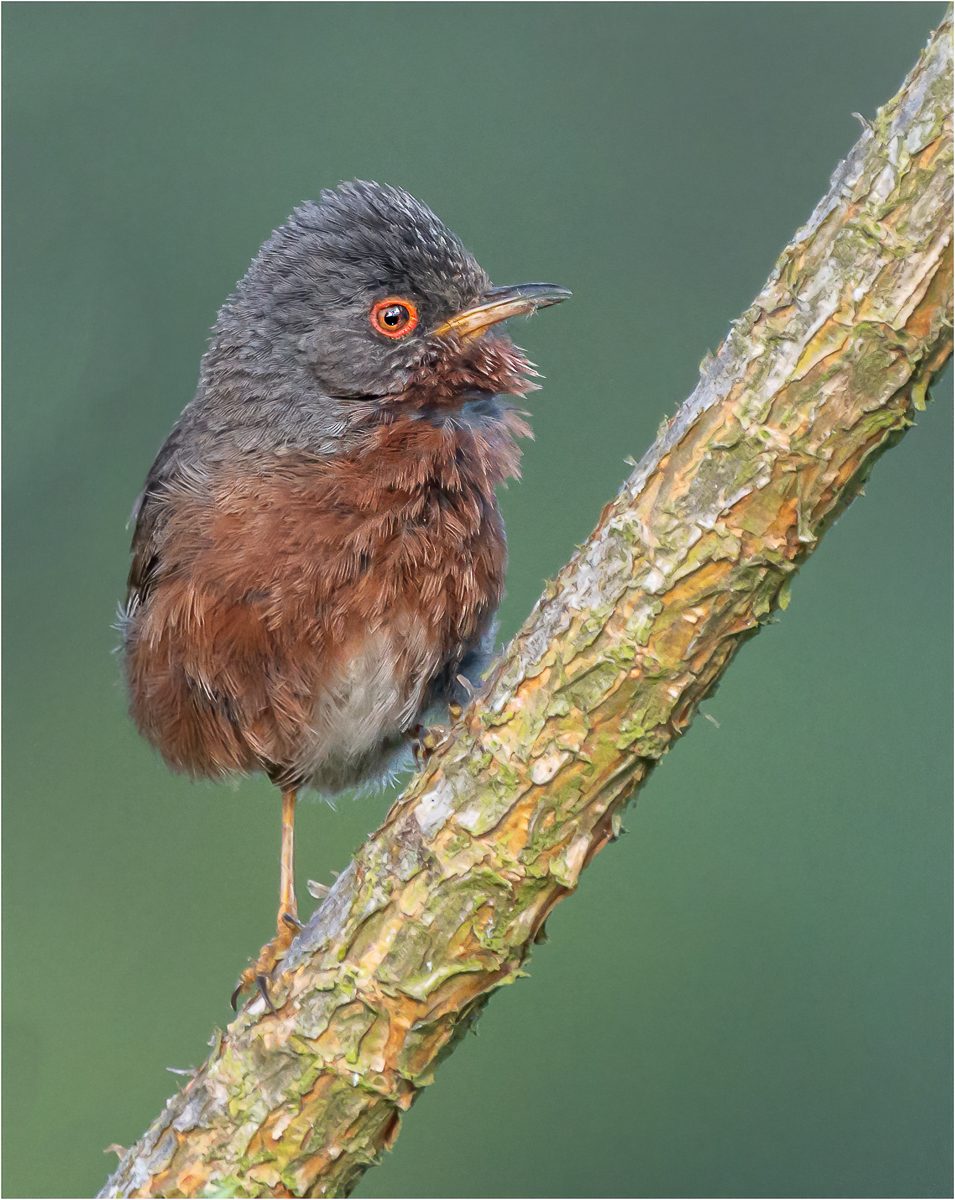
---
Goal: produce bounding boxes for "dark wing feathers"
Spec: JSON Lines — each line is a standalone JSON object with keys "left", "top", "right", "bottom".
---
{"left": 125, "top": 427, "right": 194, "bottom": 612}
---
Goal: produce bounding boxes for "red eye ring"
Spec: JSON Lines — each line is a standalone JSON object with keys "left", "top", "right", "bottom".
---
{"left": 370, "top": 297, "right": 419, "bottom": 339}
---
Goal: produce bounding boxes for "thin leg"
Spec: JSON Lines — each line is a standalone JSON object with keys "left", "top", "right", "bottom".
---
{"left": 279, "top": 789, "right": 298, "bottom": 928}
{"left": 231, "top": 787, "right": 303, "bottom": 1010}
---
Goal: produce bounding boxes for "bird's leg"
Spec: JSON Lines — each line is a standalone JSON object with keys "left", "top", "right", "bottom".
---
{"left": 278, "top": 788, "right": 301, "bottom": 931}
{"left": 231, "top": 789, "right": 303, "bottom": 1010}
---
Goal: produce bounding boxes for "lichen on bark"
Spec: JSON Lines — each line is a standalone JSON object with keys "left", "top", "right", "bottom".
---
{"left": 101, "top": 13, "right": 953, "bottom": 1199}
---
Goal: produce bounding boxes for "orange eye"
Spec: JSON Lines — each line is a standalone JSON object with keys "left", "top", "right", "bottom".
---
{"left": 370, "top": 297, "right": 419, "bottom": 339}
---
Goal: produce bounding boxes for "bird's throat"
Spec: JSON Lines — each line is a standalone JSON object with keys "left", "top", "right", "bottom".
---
{"left": 396, "top": 333, "right": 540, "bottom": 416}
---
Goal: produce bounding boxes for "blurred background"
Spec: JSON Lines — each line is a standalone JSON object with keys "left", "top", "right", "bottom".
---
{"left": 3, "top": 4, "right": 951, "bottom": 1197}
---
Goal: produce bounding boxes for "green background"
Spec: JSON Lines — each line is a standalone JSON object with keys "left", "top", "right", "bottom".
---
{"left": 3, "top": 4, "right": 951, "bottom": 1197}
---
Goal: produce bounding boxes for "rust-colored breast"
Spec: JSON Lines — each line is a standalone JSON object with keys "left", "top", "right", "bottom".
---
{"left": 123, "top": 413, "right": 521, "bottom": 791}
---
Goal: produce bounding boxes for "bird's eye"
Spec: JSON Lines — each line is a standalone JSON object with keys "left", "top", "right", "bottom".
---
{"left": 370, "top": 297, "right": 419, "bottom": 339}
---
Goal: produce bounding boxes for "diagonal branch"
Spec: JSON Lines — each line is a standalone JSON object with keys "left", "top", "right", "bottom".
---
{"left": 101, "top": 14, "right": 953, "bottom": 1199}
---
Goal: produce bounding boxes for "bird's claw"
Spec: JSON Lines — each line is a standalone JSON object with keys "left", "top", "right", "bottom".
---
{"left": 256, "top": 974, "right": 277, "bottom": 1013}
{"left": 230, "top": 911, "right": 300, "bottom": 1011}
{"left": 411, "top": 722, "right": 453, "bottom": 767}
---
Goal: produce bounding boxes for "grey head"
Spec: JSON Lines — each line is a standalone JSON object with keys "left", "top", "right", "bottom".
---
{"left": 155, "top": 181, "right": 568, "bottom": 474}
{"left": 213, "top": 180, "right": 497, "bottom": 401}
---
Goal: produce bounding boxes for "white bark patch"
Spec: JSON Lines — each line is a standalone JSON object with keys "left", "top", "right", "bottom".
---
{"left": 413, "top": 779, "right": 456, "bottom": 838}
{"left": 550, "top": 833, "right": 591, "bottom": 888}
{"left": 530, "top": 746, "right": 572, "bottom": 786}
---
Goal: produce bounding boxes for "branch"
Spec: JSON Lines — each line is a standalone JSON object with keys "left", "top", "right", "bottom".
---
{"left": 102, "top": 15, "right": 953, "bottom": 1199}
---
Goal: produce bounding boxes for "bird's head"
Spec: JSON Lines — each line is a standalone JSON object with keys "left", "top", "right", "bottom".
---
{"left": 215, "top": 180, "right": 569, "bottom": 410}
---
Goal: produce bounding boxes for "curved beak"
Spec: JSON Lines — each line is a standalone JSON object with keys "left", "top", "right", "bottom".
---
{"left": 433, "top": 282, "right": 572, "bottom": 340}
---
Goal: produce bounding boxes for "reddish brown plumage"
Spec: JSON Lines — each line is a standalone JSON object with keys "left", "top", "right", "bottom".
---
{"left": 121, "top": 181, "right": 569, "bottom": 1002}
{"left": 124, "top": 336, "right": 534, "bottom": 792}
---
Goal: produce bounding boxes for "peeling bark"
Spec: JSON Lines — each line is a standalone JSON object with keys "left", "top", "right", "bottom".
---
{"left": 101, "top": 15, "right": 953, "bottom": 1199}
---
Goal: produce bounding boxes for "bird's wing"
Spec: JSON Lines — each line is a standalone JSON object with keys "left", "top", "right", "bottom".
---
{"left": 125, "top": 426, "right": 197, "bottom": 612}
{"left": 126, "top": 489, "right": 163, "bottom": 610}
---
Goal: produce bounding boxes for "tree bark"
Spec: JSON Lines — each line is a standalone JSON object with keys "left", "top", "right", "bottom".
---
{"left": 101, "top": 14, "right": 953, "bottom": 1199}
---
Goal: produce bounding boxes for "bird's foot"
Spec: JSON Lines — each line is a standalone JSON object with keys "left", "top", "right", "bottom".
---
{"left": 411, "top": 722, "right": 454, "bottom": 767}
{"left": 231, "top": 910, "right": 303, "bottom": 1012}
{"left": 410, "top": 692, "right": 476, "bottom": 765}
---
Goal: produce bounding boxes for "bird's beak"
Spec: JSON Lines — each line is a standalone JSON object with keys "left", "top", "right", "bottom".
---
{"left": 433, "top": 282, "right": 572, "bottom": 340}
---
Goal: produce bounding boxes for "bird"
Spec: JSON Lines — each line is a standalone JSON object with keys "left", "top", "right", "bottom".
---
{"left": 119, "top": 180, "right": 569, "bottom": 1007}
